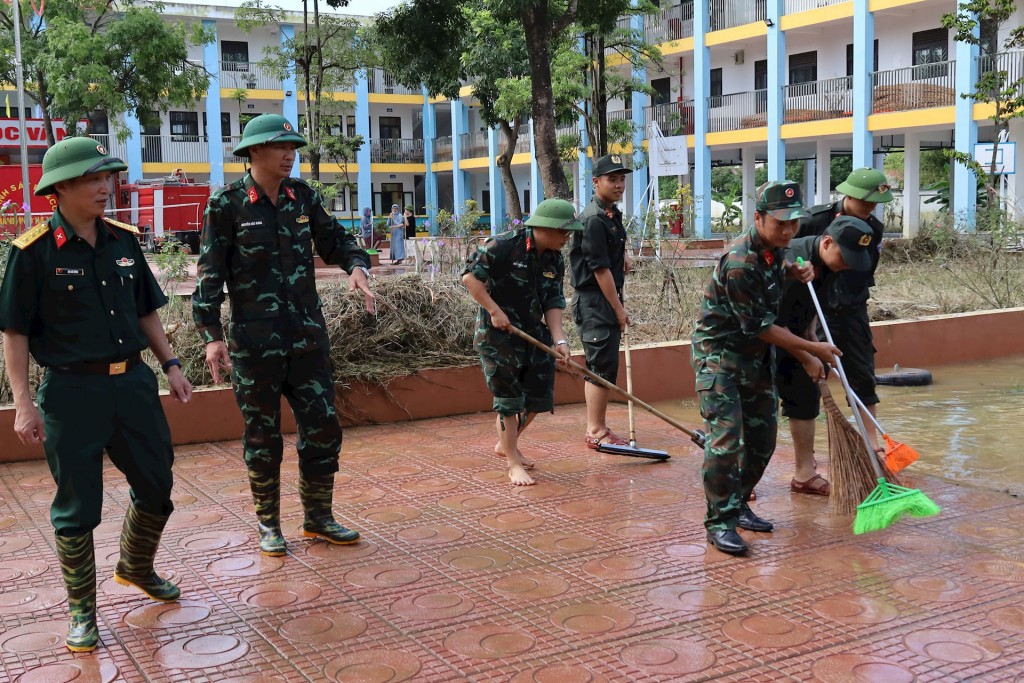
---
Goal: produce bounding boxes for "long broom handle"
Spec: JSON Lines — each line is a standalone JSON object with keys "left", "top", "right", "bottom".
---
{"left": 624, "top": 325, "right": 637, "bottom": 446}
{"left": 842, "top": 375, "right": 888, "bottom": 436}
{"left": 507, "top": 325, "right": 706, "bottom": 447}
{"left": 800, "top": 269, "right": 884, "bottom": 479}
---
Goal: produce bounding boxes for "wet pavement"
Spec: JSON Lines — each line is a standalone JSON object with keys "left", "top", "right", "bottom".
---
{"left": 2, "top": 403, "right": 1024, "bottom": 682}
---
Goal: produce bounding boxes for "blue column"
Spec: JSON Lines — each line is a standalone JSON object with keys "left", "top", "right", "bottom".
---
{"left": 529, "top": 119, "right": 542, "bottom": 212}
{"left": 692, "top": 0, "right": 712, "bottom": 237}
{"left": 123, "top": 111, "right": 144, "bottom": 182}
{"left": 487, "top": 127, "right": 507, "bottom": 234}
{"left": 953, "top": 18, "right": 979, "bottom": 227}
{"left": 766, "top": 0, "right": 786, "bottom": 181}
{"left": 578, "top": 111, "right": 593, "bottom": 207}
{"left": 280, "top": 25, "right": 299, "bottom": 178}
{"left": 630, "top": 11, "right": 649, "bottom": 212}
{"left": 355, "top": 70, "right": 372, "bottom": 215}
{"left": 451, "top": 99, "right": 466, "bottom": 212}
{"left": 202, "top": 20, "right": 224, "bottom": 186}
{"left": 852, "top": 0, "right": 874, "bottom": 169}
{"left": 422, "top": 88, "right": 438, "bottom": 234}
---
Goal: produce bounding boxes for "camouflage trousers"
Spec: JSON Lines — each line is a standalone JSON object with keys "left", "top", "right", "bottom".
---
{"left": 475, "top": 327, "right": 555, "bottom": 416}
{"left": 697, "top": 369, "right": 778, "bottom": 532}
{"left": 230, "top": 349, "right": 342, "bottom": 477}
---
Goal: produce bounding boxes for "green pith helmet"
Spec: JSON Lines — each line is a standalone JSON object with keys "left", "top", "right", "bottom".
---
{"left": 232, "top": 114, "right": 307, "bottom": 157}
{"left": 836, "top": 167, "right": 895, "bottom": 203}
{"left": 524, "top": 198, "right": 584, "bottom": 231}
{"left": 34, "top": 137, "right": 127, "bottom": 197}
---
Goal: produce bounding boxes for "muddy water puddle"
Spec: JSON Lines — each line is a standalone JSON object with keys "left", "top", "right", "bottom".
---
{"left": 656, "top": 355, "right": 1024, "bottom": 496}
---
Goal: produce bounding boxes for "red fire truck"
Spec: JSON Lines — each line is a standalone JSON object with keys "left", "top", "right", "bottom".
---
{"left": 1, "top": 166, "right": 210, "bottom": 253}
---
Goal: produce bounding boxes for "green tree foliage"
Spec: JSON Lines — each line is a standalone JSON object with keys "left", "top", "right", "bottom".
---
{"left": 941, "top": 0, "right": 1024, "bottom": 204}
{"left": 0, "top": 0, "right": 212, "bottom": 145}
{"left": 237, "top": 0, "right": 367, "bottom": 181}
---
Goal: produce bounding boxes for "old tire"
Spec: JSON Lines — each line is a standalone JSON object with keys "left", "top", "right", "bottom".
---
{"left": 875, "top": 367, "right": 933, "bottom": 386}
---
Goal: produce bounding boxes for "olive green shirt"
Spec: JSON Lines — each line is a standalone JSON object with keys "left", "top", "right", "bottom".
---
{"left": 0, "top": 211, "right": 167, "bottom": 367}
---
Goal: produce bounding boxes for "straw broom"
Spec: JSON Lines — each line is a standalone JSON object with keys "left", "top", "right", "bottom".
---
{"left": 820, "top": 381, "right": 898, "bottom": 516}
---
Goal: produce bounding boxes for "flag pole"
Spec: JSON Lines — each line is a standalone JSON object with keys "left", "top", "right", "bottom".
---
{"left": 13, "top": 0, "right": 33, "bottom": 228}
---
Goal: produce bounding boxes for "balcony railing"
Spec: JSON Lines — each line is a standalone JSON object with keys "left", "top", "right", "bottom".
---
{"left": 709, "top": 0, "right": 766, "bottom": 32}
{"left": 707, "top": 90, "right": 768, "bottom": 132}
{"left": 459, "top": 131, "right": 488, "bottom": 159}
{"left": 606, "top": 109, "right": 633, "bottom": 128}
{"left": 645, "top": 2, "right": 695, "bottom": 44}
{"left": 138, "top": 135, "right": 210, "bottom": 164}
{"left": 783, "top": 76, "right": 853, "bottom": 122}
{"left": 367, "top": 68, "right": 420, "bottom": 96}
{"left": 872, "top": 60, "right": 956, "bottom": 113}
{"left": 645, "top": 100, "right": 695, "bottom": 135}
{"left": 371, "top": 138, "right": 424, "bottom": 163}
{"left": 783, "top": 0, "right": 848, "bottom": 14}
{"left": 500, "top": 125, "right": 530, "bottom": 155}
{"left": 978, "top": 49, "right": 1024, "bottom": 84}
{"left": 555, "top": 123, "right": 580, "bottom": 140}
{"left": 218, "top": 61, "right": 282, "bottom": 91}
{"left": 432, "top": 135, "right": 453, "bottom": 162}
{"left": 223, "top": 135, "right": 245, "bottom": 163}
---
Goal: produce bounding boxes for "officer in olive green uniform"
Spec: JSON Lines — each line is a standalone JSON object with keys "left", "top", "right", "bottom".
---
{"left": 462, "top": 199, "right": 579, "bottom": 486}
{"left": 692, "top": 181, "right": 838, "bottom": 555}
{"left": 192, "top": 114, "right": 375, "bottom": 557}
{"left": 0, "top": 138, "right": 193, "bottom": 652}
{"left": 798, "top": 168, "right": 893, "bottom": 430}
{"left": 571, "top": 154, "right": 632, "bottom": 450}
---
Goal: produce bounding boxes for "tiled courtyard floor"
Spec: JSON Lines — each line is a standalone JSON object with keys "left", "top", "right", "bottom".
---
{"left": 2, "top": 404, "right": 1023, "bottom": 682}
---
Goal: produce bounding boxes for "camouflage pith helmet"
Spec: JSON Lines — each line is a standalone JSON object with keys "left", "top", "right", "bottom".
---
{"left": 836, "top": 167, "right": 895, "bottom": 203}
{"left": 34, "top": 137, "right": 127, "bottom": 197}
{"left": 755, "top": 180, "right": 809, "bottom": 221}
{"left": 524, "top": 198, "right": 584, "bottom": 231}
{"left": 232, "top": 114, "right": 307, "bottom": 157}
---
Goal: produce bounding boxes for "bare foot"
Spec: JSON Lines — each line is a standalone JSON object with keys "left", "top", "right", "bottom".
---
{"left": 494, "top": 443, "right": 535, "bottom": 469}
{"left": 508, "top": 463, "right": 536, "bottom": 486}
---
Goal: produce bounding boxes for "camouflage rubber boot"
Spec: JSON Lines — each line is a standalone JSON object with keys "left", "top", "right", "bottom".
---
{"left": 113, "top": 504, "right": 181, "bottom": 602}
{"left": 248, "top": 469, "right": 286, "bottom": 556}
{"left": 54, "top": 531, "right": 99, "bottom": 652}
{"left": 299, "top": 472, "right": 360, "bottom": 545}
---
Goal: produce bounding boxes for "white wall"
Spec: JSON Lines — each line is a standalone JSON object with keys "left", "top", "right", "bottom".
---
{"left": 875, "top": 13, "right": 953, "bottom": 72}
{"left": 368, "top": 103, "right": 418, "bottom": 139}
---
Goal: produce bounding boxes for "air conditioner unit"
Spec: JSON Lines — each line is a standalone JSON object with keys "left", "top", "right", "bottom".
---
{"left": 734, "top": 50, "right": 745, "bottom": 65}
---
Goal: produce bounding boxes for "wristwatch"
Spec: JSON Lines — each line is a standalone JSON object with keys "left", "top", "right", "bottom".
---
{"left": 161, "top": 358, "right": 181, "bottom": 374}
{"left": 554, "top": 340, "right": 568, "bottom": 346}
{"left": 352, "top": 266, "right": 371, "bottom": 278}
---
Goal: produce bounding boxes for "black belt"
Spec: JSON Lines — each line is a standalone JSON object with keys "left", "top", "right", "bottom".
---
{"left": 51, "top": 354, "right": 143, "bottom": 376}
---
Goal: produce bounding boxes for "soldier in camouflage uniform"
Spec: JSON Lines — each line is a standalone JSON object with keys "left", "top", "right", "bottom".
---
{"left": 691, "top": 181, "right": 839, "bottom": 555}
{"left": 192, "top": 114, "right": 375, "bottom": 557}
{"left": 0, "top": 138, "right": 192, "bottom": 652}
{"left": 462, "top": 199, "right": 580, "bottom": 486}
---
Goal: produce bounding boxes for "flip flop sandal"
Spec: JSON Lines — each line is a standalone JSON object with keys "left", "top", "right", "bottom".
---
{"left": 790, "top": 474, "right": 831, "bottom": 496}
{"left": 585, "top": 429, "right": 628, "bottom": 450}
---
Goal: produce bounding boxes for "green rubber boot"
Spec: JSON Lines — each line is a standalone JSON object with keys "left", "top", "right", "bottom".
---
{"left": 113, "top": 504, "right": 180, "bottom": 602}
{"left": 55, "top": 531, "right": 99, "bottom": 652}
{"left": 248, "top": 469, "right": 286, "bottom": 556}
{"left": 299, "top": 472, "right": 360, "bottom": 545}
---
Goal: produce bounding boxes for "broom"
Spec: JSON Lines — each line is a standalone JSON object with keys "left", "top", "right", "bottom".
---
{"left": 819, "top": 381, "right": 897, "bottom": 516}
{"left": 849, "top": 390, "right": 921, "bottom": 473}
{"left": 800, "top": 262, "right": 940, "bottom": 533}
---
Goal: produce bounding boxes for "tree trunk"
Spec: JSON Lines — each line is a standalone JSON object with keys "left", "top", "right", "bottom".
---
{"left": 596, "top": 34, "right": 608, "bottom": 157}
{"left": 38, "top": 70, "right": 56, "bottom": 147}
{"left": 522, "top": 3, "right": 570, "bottom": 200}
{"left": 497, "top": 120, "right": 523, "bottom": 222}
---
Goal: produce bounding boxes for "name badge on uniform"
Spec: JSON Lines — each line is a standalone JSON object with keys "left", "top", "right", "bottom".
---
{"left": 240, "top": 220, "right": 263, "bottom": 228}
{"left": 296, "top": 215, "right": 309, "bottom": 223}
{"left": 115, "top": 257, "right": 135, "bottom": 267}
{"left": 55, "top": 267, "right": 84, "bottom": 276}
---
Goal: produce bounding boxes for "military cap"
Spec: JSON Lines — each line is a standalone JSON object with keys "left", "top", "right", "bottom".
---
{"left": 825, "top": 215, "right": 874, "bottom": 272}
{"left": 34, "top": 137, "right": 127, "bottom": 196}
{"left": 593, "top": 154, "right": 633, "bottom": 177}
{"left": 404, "top": 204, "right": 414, "bottom": 212}
{"left": 755, "top": 180, "right": 809, "bottom": 221}
{"left": 836, "top": 167, "right": 895, "bottom": 203}
{"left": 524, "top": 198, "right": 584, "bottom": 231}
{"left": 232, "top": 114, "right": 307, "bottom": 157}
